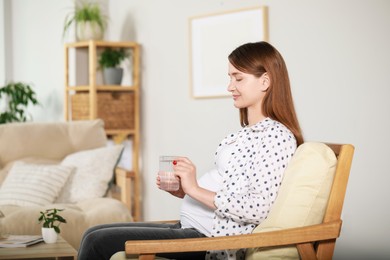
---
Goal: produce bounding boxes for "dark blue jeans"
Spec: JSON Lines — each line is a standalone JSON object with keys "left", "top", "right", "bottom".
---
{"left": 78, "top": 221, "right": 206, "bottom": 260}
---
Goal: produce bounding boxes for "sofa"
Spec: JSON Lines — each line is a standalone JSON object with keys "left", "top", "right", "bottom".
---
{"left": 0, "top": 119, "right": 133, "bottom": 250}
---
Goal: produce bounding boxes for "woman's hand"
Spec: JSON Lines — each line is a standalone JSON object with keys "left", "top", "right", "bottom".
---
{"left": 172, "top": 157, "right": 200, "bottom": 196}
{"left": 174, "top": 157, "right": 217, "bottom": 209}
{"left": 156, "top": 175, "right": 185, "bottom": 198}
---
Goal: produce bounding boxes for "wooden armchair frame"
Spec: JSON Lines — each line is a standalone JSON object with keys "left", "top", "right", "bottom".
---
{"left": 125, "top": 143, "right": 354, "bottom": 260}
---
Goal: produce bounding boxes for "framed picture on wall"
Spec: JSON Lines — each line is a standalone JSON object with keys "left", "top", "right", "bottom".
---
{"left": 189, "top": 6, "right": 269, "bottom": 98}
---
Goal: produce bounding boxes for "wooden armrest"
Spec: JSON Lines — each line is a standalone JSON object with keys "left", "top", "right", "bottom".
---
{"left": 125, "top": 220, "right": 342, "bottom": 257}
{"left": 114, "top": 167, "right": 135, "bottom": 214}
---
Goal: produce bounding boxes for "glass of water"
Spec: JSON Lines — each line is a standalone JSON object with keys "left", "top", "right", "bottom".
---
{"left": 158, "top": 156, "right": 180, "bottom": 191}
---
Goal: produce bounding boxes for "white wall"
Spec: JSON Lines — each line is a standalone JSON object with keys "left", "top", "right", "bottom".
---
{"left": 5, "top": 0, "right": 390, "bottom": 258}
{"left": 5, "top": 0, "right": 69, "bottom": 121}
{"left": 0, "top": 0, "right": 5, "bottom": 85}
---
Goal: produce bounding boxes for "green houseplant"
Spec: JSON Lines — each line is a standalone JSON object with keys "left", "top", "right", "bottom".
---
{"left": 38, "top": 208, "right": 67, "bottom": 234}
{"left": 38, "top": 208, "right": 67, "bottom": 244}
{"left": 63, "top": 0, "right": 108, "bottom": 41}
{"left": 0, "top": 82, "right": 39, "bottom": 124}
{"left": 98, "top": 48, "right": 130, "bottom": 85}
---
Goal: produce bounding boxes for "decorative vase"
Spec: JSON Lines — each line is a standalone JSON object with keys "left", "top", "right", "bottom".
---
{"left": 41, "top": 227, "right": 58, "bottom": 244}
{"left": 76, "top": 21, "right": 103, "bottom": 41}
{"left": 103, "top": 67, "right": 123, "bottom": 85}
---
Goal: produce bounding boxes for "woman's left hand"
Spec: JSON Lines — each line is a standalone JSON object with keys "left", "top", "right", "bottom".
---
{"left": 156, "top": 175, "right": 185, "bottom": 198}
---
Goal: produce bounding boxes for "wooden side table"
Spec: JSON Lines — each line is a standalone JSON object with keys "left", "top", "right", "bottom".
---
{"left": 0, "top": 236, "right": 77, "bottom": 259}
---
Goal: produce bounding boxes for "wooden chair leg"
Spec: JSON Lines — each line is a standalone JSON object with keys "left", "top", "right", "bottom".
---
{"left": 139, "top": 254, "right": 156, "bottom": 260}
{"left": 297, "top": 243, "right": 317, "bottom": 260}
{"left": 316, "top": 239, "right": 336, "bottom": 260}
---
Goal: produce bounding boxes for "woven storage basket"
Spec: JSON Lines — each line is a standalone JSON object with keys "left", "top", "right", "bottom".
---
{"left": 71, "top": 92, "right": 135, "bottom": 130}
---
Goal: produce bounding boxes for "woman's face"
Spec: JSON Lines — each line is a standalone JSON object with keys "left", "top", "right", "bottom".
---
{"left": 227, "top": 62, "right": 269, "bottom": 111}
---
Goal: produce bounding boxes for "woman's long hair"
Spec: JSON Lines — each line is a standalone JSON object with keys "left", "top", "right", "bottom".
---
{"left": 228, "top": 41, "right": 304, "bottom": 145}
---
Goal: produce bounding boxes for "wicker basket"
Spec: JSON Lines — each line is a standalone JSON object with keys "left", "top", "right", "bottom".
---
{"left": 71, "top": 92, "right": 135, "bottom": 130}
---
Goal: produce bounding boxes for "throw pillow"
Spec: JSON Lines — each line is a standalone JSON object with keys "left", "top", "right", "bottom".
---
{"left": 245, "top": 142, "right": 337, "bottom": 259}
{"left": 0, "top": 162, "right": 74, "bottom": 206}
{"left": 56, "top": 145, "right": 124, "bottom": 203}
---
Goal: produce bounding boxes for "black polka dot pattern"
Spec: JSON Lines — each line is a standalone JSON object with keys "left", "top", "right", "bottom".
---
{"left": 206, "top": 118, "right": 297, "bottom": 260}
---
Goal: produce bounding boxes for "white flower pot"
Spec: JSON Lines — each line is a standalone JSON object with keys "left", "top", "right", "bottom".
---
{"left": 41, "top": 227, "right": 58, "bottom": 244}
{"left": 76, "top": 21, "right": 103, "bottom": 41}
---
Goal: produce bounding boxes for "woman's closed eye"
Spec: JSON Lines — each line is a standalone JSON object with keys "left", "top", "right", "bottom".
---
{"left": 229, "top": 77, "right": 243, "bottom": 83}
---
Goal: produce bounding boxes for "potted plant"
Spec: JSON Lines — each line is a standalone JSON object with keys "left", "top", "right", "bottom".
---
{"left": 63, "top": 0, "right": 108, "bottom": 41}
{"left": 98, "top": 47, "right": 130, "bottom": 85}
{"left": 38, "top": 208, "right": 67, "bottom": 244}
{"left": 0, "top": 82, "right": 39, "bottom": 124}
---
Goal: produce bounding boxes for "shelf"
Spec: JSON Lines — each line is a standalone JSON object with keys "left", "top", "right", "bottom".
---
{"left": 106, "top": 129, "right": 136, "bottom": 135}
{"left": 66, "top": 86, "right": 137, "bottom": 92}
{"left": 65, "top": 40, "right": 139, "bottom": 49}
{"left": 64, "top": 40, "right": 141, "bottom": 221}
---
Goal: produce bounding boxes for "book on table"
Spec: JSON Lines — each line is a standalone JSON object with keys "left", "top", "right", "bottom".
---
{"left": 0, "top": 235, "right": 44, "bottom": 248}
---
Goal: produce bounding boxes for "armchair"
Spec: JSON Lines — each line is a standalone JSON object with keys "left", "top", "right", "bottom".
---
{"left": 122, "top": 142, "right": 354, "bottom": 260}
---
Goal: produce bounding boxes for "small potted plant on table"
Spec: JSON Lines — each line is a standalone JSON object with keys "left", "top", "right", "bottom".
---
{"left": 38, "top": 208, "right": 67, "bottom": 244}
{"left": 99, "top": 48, "right": 130, "bottom": 85}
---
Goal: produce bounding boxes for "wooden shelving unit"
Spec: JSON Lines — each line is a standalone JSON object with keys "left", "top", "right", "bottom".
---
{"left": 64, "top": 40, "right": 141, "bottom": 221}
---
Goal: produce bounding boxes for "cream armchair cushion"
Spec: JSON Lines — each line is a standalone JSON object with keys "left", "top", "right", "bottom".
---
{"left": 246, "top": 142, "right": 337, "bottom": 259}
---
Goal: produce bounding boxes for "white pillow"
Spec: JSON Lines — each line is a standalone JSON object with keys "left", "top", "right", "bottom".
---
{"left": 0, "top": 162, "right": 74, "bottom": 206}
{"left": 56, "top": 145, "right": 124, "bottom": 203}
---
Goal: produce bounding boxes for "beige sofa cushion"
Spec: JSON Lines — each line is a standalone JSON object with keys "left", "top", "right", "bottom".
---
{"left": 246, "top": 142, "right": 337, "bottom": 259}
{"left": 57, "top": 145, "right": 124, "bottom": 203}
{"left": 0, "top": 157, "right": 60, "bottom": 184}
{"left": 0, "top": 198, "right": 132, "bottom": 250}
{"left": 0, "top": 119, "right": 107, "bottom": 166}
{"left": 0, "top": 162, "right": 73, "bottom": 206}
